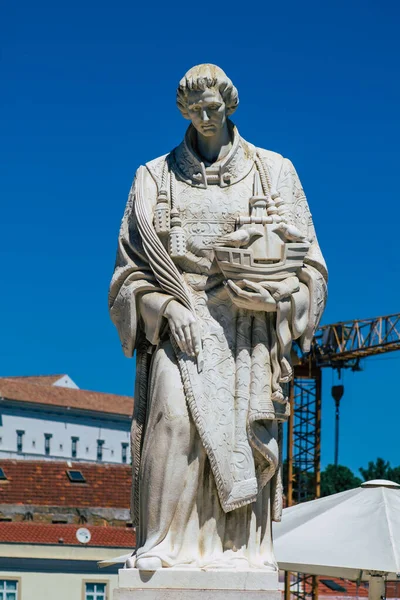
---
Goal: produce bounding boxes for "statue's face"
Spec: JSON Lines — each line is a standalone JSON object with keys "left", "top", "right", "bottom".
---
{"left": 186, "top": 88, "right": 227, "bottom": 137}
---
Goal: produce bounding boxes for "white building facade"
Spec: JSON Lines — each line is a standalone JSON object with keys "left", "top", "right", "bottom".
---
{"left": 0, "top": 376, "right": 132, "bottom": 465}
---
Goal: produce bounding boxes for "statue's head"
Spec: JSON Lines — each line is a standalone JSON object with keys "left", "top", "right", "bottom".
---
{"left": 177, "top": 64, "right": 239, "bottom": 137}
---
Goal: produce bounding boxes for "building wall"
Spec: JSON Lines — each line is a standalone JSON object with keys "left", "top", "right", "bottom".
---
{"left": 0, "top": 544, "right": 127, "bottom": 600}
{"left": 0, "top": 504, "right": 131, "bottom": 526}
{"left": 0, "top": 404, "right": 130, "bottom": 464}
{"left": 0, "top": 571, "right": 118, "bottom": 600}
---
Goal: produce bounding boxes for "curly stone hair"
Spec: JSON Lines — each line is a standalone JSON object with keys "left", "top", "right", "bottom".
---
{"left": 176, "top": 64, "right": 239, "bottom": 119}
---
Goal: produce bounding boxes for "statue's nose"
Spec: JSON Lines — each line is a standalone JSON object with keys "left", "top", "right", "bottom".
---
{"left": 201, "top": 109, "right": 210, "bottom": 122}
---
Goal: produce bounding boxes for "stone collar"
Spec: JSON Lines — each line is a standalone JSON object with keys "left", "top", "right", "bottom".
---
{"left": 172, "top": 121, "right": 255, "bottom": 188}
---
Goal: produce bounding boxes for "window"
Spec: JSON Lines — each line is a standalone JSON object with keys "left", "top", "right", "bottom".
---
{"left": 85, "top": 582, "right": 106, "bottom": 600}
{"left": 66, "top": 469, "right": 86, "bottom": 483}
{"left": 16, "top": 431, "right": 24, "bottom": 453}
{"left": 97, "top": 440, "right": 104, "bottom": 462}
{"left": 71, "top": 437, "right": 79, "bottom": 459}
{"left": 44, "top": 433, "right": 52, "bottom": 456}
{"left": 0, "top": 579, "right": 18, "bottom": 600}
{"left": 52, "top": 518, "right": 67, "bottom": 524}
{"left": 121, "top": 443, "right": 129, "bottom": 464}
{"left": 0, "top": 469, "right": 7, "bottom": 481}
{"left": 320, "top": 580, "right": 347, "bottom": 593}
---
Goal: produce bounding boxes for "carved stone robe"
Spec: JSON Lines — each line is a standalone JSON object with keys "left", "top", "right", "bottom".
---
{"left": 109, "top": 124, "right": 327, "bottom": 569}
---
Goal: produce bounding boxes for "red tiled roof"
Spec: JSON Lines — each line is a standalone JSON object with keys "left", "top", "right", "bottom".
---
{"left": 0, "top": 522, "right": 135, "bottom": 548}
{"left": 0, "top": 378, "right": 134, "bottom": 417}
{"left": 3, "top": 375, "right": 66, "bottom": 386}
{"left": 304, "top": 578, "right": 400, "bottom": 599}
{"left": 386, "top": 583, "right": 400, "bottom": 599}
{"left": 0, "top": 460, "right": 131, "bottom": 508}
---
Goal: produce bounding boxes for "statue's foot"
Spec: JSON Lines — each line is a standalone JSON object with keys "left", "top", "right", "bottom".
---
{"left": 124, "top": 555, "right": 136, "bottom": 569}
{"left": 135, "top": 556, "right": 162, "bottom": 571}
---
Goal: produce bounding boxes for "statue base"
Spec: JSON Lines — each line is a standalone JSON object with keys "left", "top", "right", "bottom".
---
{"left": 113, "top": 568, "right": 281, "bottom": 599}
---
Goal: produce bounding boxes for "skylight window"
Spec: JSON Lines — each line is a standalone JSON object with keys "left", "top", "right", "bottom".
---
{"left": 66, "top": 470, "right": 86, "bottom": 483}
{"left": 320, "top": 580, "right": 347, "bottom": 592}
{"left": 0, "top": 468, "right": 7, "bottom": 481}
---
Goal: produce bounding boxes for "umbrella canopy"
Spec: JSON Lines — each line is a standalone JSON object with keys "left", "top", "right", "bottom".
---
{"left": 273, "top": 480, "right": 400, "bottom": 581}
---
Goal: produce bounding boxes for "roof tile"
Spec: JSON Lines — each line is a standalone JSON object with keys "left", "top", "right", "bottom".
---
{"left": 0, "top": 460, "right": 131, "bottom": 508}
{"left": 3, "top": 375, "right": 66, "bottom": 386}
{"left": 0, "top": 378, "right": 134, "bottom": 417}
{"left": 0, "top": 521, "right": 135, "bottom": 548}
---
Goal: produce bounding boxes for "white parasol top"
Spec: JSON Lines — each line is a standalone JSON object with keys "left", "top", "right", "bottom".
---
{"left": 273, "top": 479, "right": 400, "bottom": 581}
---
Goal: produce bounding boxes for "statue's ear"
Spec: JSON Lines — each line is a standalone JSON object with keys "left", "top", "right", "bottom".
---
{"left": 226, "top": 105, "right": 238, "bottom": 117}
{"left": 176, "top": 100, "right": 190, "bottom": 120}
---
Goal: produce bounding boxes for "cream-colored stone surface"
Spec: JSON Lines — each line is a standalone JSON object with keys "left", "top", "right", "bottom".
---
{"left": 118, "top": 568, "right": 278, "bottom": 590}
{"left": 109, "top": 63, "right": 327, "bottom": 573}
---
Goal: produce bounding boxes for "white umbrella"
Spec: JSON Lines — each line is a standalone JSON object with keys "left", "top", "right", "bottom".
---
{"left": 273, "top": 480, "right": 400, "bottom": 600}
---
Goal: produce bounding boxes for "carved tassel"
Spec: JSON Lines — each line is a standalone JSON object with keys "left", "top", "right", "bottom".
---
{"left": 169, "top": 208, "right": 187, "bottom": 258}
{"left": 154, "top": 188, "right": 170, "bottom": 235}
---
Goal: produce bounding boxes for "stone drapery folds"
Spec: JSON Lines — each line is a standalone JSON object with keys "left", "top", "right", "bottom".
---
{"left": 109, "top": 125, "right": 327, "bottom": 569}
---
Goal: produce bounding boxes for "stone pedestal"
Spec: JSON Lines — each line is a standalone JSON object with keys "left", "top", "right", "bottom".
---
{"left": 113, "top": 568, "right": 281, "bottom": 599}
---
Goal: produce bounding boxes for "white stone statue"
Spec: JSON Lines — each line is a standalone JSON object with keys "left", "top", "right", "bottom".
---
{"left": 109, "top": 64, "right": 327, "bottom": 573}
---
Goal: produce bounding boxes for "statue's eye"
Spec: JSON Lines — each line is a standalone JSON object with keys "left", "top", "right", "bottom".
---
{"left": 192, "top": 105, "right": 201, "bottom": 112}
{"left": 209, "top": 105, "right": 218, "bottom": 110}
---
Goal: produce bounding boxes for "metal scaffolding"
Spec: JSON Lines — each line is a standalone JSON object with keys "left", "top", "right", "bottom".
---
{"left": 285, "top": 364, "right": 321, "bottom": 600}
{"left": 287, "top": 364, "right": 321, "bottom": 505}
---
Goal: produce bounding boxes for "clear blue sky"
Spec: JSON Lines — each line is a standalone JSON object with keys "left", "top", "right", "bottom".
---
{"left": 1, "top": 0, "right": 399, "bottom": 475}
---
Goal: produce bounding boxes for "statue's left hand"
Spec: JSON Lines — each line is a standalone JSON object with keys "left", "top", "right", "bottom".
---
{"left": 226, "top": 280, "right": 277, "bottom": 312}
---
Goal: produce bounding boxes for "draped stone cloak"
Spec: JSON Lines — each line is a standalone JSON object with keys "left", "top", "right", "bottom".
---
{"left": 109, "top": 125, "right": 327, "bottom": 533}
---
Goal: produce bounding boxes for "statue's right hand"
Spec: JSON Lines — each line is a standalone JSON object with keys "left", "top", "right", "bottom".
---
{"left": 164, "top": 300, "right": 201, "bottom": 359}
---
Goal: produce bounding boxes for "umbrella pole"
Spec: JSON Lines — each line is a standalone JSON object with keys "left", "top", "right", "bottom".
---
{"left": 368, "top": 574, "right": 386, "bottom": 600}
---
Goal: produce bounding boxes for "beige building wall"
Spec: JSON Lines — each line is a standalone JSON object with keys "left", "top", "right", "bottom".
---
{"left": 0, "top": 543, "right": 126, "bottom": 562}
{"left": 0, "top": 544, "right": 127, "bottom": 600}
{"left": 0, "top": 571, "right": 118, "bottom": 600}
